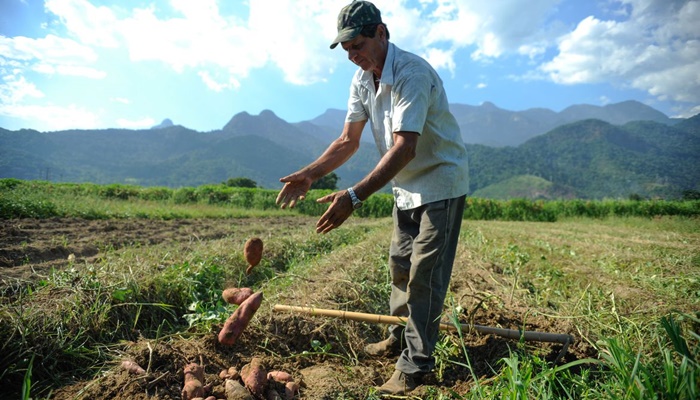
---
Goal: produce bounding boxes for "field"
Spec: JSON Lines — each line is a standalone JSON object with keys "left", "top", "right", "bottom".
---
{"left": 1, "top": 184, "right": 699, "bottom": 399}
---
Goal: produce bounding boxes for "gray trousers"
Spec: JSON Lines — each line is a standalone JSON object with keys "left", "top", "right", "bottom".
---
{"left": 388, "top": 195, "right": 466, "bottom": 376}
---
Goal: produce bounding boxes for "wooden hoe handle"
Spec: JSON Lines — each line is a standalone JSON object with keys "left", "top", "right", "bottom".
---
{"left": 273, "top": 304, "right": 575, "bottom": 345}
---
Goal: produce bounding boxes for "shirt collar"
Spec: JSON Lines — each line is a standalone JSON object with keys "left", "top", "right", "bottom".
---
{"left": 380, "top": 42, "right": 396, "bottom": 86}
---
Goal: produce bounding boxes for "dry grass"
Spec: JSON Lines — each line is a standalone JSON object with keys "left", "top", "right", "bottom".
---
{"left": 1, "top": 214, "right": 698, "bottom": 399}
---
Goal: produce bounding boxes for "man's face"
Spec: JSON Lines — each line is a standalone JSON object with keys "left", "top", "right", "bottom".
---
{"left": 341, "top": 26, "right": 386, "bottom": 74}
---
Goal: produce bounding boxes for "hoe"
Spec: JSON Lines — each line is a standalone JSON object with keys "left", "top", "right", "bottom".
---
{"left": 274, "top": 304, "right": 575, "bottom": 362}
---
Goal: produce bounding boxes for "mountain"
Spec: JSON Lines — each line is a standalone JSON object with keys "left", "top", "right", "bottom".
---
{"left": 471, "top": 175, "right": 577, "bottom": 200}
{"left": 1, "top": 102, "right": 697, "bottom": 199}
{"left": 452, "top": 100, "right": 673, "bottom": 147}
{"left": 151, "top": 118, "right": 174, "bottom": 129}
{"left": 0, "top": 110, "right": 380, "bottom": 189}
{"left": 468, "top": 117, "right": 699, "bottom": 198}
{"left": 309, "top": 100, "right": 673, "bottom": 147}
{"left": 301, "top": 108, "right": 374, "bottom": 143}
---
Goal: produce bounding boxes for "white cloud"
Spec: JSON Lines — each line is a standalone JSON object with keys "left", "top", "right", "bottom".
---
{"left": 20, "top": 0, "right": 564, "bottom": 87}
{"left": 0, "top": 34, "right": 98, "bottom": 64}
{"left": 110, "top": 97, "right": 129, "bottom": 104}
{"left": 0, "top": 75, "right": 44, "bottom": 104}
{"left": 476, "top": 82, "right": 487, "bottom": 89}
{"left": 3, "top": 0, "right": 698, "bottom": 131}
{"left": 32, "top": 63, "right": 106, "bottom": 78}
{"left": 44, "top": 0, "right": 120, "bottom": 47}
{"left": 198, "top": 70, "right": 240, "bottom": 92}
{"left": 116, "top": 117, "right": 156, "bottom": 129}
{"left": 110, "top": 0, "right": 563, "bottom": 86}
{"left": 248, "top": 0, "right": 342, "bottom": 85}
{"left": 672, "top": 104, "right": 700, "bottom": 119}
{"left": 119, "top": 2, "right": 266, "bottom": 75}
{"left": 0, "top": 103, "right": 99, "bottom": 131}
{"left": 539, "top": 0, "right": 700, "bottom": 105}
{"left": 0, "top": 33, "right": 106, "bottom": 127}
{"left": 423, "top": 48, "right": 457, "bottom": 75}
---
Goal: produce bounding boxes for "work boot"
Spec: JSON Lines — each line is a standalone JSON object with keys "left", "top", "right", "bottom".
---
{"left": 376, "top": 369, "right": 418, "bottom": 395}
{"left": 364, "top": 336, "right": 401, "bottom": 357}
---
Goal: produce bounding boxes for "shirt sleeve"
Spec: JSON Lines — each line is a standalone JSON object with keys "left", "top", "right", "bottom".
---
{"left": 345, "top": 73, "right": 369, "bottom": 123}
{"left": 391, "top": 69, "right": 433, "bottom": 134}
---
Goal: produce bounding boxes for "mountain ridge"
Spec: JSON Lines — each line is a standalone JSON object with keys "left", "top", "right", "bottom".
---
{"left": 1, "top": 101, "right": 697, "bottom": 199}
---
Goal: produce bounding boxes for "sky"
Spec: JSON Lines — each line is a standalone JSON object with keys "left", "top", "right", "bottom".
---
{"left": 1, "top": 0, "right": 699, "bottom": 132}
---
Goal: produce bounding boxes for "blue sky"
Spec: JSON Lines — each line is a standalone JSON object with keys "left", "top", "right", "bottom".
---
{"left": 1, "top": 0, "right": 698, "bottom": 132}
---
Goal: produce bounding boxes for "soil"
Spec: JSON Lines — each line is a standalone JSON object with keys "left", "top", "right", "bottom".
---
{"left": 0, "top": 218, "right": 597, "bottom": 399}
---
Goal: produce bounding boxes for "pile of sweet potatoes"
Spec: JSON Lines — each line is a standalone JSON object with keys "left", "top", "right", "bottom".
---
{"left": 172, "top": 359, "right": 299, "bottom": 400}
{"left": 222, "top": 358, "right": 300, "bottom": 400}
{"left": 175, "top": 237, "right": 303, "bottom": 399}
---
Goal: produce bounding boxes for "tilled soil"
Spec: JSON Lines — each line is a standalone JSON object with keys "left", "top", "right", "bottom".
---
{"left": 1, "top": 217, "right": 595, "bottom": 399}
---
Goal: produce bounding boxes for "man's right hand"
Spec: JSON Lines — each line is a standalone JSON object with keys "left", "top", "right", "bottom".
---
{"left": 276, "top": 172, "right": 313, "bottom": 209}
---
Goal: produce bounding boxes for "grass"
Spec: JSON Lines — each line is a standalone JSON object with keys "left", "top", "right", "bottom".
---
{"left": 0, "top": 189, "right": 698, "bottom": 398}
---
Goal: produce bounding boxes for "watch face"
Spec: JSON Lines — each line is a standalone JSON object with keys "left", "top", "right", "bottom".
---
{"left": 353, "top": 201, "right": 362, "bottom": 209}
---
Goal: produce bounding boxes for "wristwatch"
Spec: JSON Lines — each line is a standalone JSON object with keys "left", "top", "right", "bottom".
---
{"left": 347, "top": 187, "right": 363, "bottom": 209}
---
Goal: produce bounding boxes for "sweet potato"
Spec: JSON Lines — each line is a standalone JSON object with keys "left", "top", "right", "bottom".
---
{"left": 225, "top": 379, "right": 254, "bottom": 400}
{"left": 218, "top": 291, "right": 263, "bottom": 346}
{"left": 240, "top": 357, "right": 268, "bottom": 398}
{"left": 182, "top": 363, "right": 206, "bottom": 400}
{"left": 244, "top": 237, "right": 263, "bottom": 274}
{"left": 219, "top": 366, "right": 240, "bottom": 380}
{"left": 267, "top": 370, "right": 293, "bottom": 384}
{"left": 284, "top": 381, "right": 299, "bottom": 400}
{"left": 222, "top": 287, "right": 254, "bottom": 305}
{"left": 121, "top": 360, "right": 146, "bottom": 375}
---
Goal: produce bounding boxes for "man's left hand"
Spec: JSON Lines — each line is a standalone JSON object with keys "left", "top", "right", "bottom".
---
{"left": 315, "top": 190, "right": 354, "bottom": 234}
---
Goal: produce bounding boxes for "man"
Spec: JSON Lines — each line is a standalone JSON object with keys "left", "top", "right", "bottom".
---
{"left": 275, "top": 0, "right": 469, "bottom": 395}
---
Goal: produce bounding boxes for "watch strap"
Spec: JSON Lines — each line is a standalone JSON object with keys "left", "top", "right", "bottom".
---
{"left": 347, "top": 187, "right": 362, "bottom": 209}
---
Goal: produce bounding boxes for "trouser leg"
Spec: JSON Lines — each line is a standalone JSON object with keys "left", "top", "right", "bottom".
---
{"left": 387, "top": 205, "right": 415, "bottom": 340}
{"left": 389, "top": 195, "right": 465, "bottom": 376}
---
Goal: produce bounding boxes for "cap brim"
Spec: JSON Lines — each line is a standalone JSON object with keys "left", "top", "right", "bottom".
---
{"left": 330, "top": 26, "right": 362, "bottom": 49}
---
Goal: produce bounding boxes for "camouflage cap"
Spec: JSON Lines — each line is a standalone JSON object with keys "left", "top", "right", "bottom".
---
{"left": 330, "top": 1, "right": 382, "bottom": 49}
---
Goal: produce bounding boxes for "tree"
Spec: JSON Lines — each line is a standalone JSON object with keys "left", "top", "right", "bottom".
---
{"left": 224, "top": 177, "right": 257, "bottom": 188}
{"left": 311, "top": 172, "right": 339, "bottom": 190}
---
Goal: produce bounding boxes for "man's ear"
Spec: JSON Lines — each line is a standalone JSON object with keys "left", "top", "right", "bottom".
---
{"left": 378, "top": 24, "right": 386, "bottom": 40}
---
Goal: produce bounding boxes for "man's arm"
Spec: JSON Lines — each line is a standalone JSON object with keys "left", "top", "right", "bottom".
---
{"left": 352, "top": 130, "right": 417, "bottom": 201}
{"left": 314, "top": 130, "right": 417, "bottom": 233}
{"left": 276, "top": 120, "right": 366, "bottom": 208}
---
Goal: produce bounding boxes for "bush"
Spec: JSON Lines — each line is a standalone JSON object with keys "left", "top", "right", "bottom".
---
{"left": 139, "top": 187, "right": 173, "bottom": 201}
{"left": 0, "top": 178, "right": 23, "bottom": 190}
{"left": 0, "top": 196, "right": 58, "bottom": 218}
{"left": 98, "top": 184, "right": 140, "bottom": 200}
{"left": 173, "top": 187, "right": 197, "bottom": 204}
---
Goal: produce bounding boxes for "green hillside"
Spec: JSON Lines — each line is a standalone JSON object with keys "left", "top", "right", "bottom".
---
{"left": 1, "top": 113, "right": 698, "bottom": 199}
{"left": 472, "top": 175, "right": 577, "bottom": 200}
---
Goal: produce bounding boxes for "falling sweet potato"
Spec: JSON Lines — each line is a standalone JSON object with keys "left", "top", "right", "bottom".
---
{"left": 182, "top": 363, "right": 206, "bottom": 400}
{"left": 244, "top": 237, "right": 263, "bottom": 274}
{"left": 218, "top": 291, "right": 264, "bottom": 346}
{"left": 222, "top": 287, "right": 254, "bottom": 305}
{"left": 121, "top": 360, "right": 146, "bottom": 375}
{"left": 267, "top": 370, "right": 293, "bottom": 384}
{"left": 241, "top": 357, "right": 268, "bottom": 398}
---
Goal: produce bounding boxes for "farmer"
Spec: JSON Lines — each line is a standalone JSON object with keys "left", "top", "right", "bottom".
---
{"left": 275, "top": 0, "right": 469, "bottom": 394}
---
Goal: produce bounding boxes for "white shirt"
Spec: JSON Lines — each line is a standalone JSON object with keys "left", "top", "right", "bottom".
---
{"left": 345, "top": 43, "right": 470, "bottom": 210}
